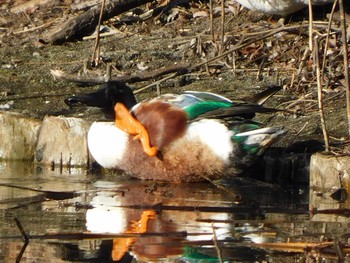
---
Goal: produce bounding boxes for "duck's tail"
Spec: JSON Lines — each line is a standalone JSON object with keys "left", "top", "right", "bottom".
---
{"left": 242, "top": 85, "right": 282, "bottom": 105}
{"left": 233, "top": 126, "right": 286, "bottom": 155}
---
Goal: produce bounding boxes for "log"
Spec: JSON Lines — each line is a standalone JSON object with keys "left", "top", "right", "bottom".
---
{"left": 44, "top": 0, "right": 154, "bottom": 44}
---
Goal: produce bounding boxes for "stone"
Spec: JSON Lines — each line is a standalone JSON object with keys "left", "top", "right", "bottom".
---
{"left": 0, "top": 111, "right": 41, "bottom": 161}
{"left": 309, "top": 152, "right": 350, "bottom": 222}
{"left": 35, "top": 116, "right": 91, "bottom": 167}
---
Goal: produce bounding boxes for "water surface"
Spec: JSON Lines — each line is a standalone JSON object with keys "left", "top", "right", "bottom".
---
{"left": 0, "top": 162, "right": 349, "bottom": 262}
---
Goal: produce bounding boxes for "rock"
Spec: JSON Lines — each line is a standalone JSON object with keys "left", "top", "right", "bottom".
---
{"left": 35, "top": 116, "right": 91, "bottom": 167}
{"left": 309, "top": 152, "right": 350, "bottom": 222}
{"left": 0, "top": 111, "right": 41, "bottom": 161}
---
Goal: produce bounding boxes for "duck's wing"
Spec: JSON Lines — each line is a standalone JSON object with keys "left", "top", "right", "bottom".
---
{"left": 185, "top": 85, "right": 282, "bottom": 105}
{"left": 152, "top": 92, "right": 232, "bottom": 120}
{"left": 155, "top": 86, "right": 282, "bottom": 120}
{"left": 194, "top": 103, "right": 280, "bottom": 120}
{"left": 185, "top": 85, "right": 282, "bottom": 120}
{"left": 151, "top": 93, "right": 203, "bottom": 109}
{"left": 184, "top": 91, "right": 233, "bottom": 103}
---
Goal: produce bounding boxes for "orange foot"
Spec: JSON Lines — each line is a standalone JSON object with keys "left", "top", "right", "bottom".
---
{"left": 114, "top": 103, "right": 158, "bottom": 156}
{"left": 112, "top": 210, "right": 156, "bottom": 261}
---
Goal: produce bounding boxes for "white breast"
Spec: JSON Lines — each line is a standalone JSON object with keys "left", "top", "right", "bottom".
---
{"left": 88, "top": 122, "right": 128, "bottom": 168}
{"left": 185, "top": 119, "right": 234, "bottom": 164}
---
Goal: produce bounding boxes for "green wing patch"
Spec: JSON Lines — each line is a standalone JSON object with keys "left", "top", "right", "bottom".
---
{"left": 232, "top": 123, "right": 262, "bottom": 154}
{"left": 185, "top": 101, "right": 233, "bottom": 119}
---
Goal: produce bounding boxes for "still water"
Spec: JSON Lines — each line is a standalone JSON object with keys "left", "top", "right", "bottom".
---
{"left": 0, "top": 162, "right": 349, "bottom": 262}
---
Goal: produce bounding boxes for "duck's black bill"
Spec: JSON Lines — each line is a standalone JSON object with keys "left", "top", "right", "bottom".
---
{"left": 65, "top": 88, "right": 107, "bottom": 108}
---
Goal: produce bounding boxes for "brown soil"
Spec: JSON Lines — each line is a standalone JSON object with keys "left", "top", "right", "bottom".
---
{"left": 0, "top": 0, "right": 349, "bottom": 150}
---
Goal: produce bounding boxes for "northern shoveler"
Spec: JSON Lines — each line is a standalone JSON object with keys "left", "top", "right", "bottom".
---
{"left": 65, "top": 82, "right": 285, "bottom": 182}
{"left": 235, "top": 0, "right": 334, "bottom": 15}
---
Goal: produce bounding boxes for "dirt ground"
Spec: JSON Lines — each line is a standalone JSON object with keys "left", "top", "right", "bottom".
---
{"left": 0, "top": 0, "right": 349, "bottom": 151}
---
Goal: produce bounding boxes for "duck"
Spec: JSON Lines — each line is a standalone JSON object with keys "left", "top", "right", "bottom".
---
{"left": 235, "top": 0, "right": 334, "bottom": 16}
{"left": 65, "top": 82, "right": 286, "bottom": 182}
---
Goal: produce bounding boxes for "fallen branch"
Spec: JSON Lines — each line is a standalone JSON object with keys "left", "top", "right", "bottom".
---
{"left": 44, "top": 0, "right": 153, "bottom": 44}
{"left": 50, "top": 63, "right": 190, "bottom": 84}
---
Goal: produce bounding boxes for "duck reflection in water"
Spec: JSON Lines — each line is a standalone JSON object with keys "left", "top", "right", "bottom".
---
{"left": 84, "top": 181, "right": 236, "bottom": 262}
{"left": 86, "top": 208, "right": 185, "bottom": 261}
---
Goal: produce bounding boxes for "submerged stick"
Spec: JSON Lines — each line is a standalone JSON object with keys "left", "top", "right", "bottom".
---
{"left": 212, "top": 223, "right": 223, "bottom": 263}
{"left": 14, "top": 218, "right": 29, "bottom": 263}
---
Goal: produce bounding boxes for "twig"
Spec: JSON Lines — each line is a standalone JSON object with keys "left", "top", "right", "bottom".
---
{"left": 83, "top": 28, "right": 133, "bottom": 40}
{"left": 283, "top": 121, "right": 309, "bottom": 153}
{"left": 305, "top": 91, "right": 345, "bottom": 111}
{"left": 314, "top": 35, "right": 329, "bottom": 151}
{"left": 257, "top": 56, "right": 266, "bottom": 80}
{"left": 308, "top": 0, "right": 313, "bottom": 51}
{"left": 13, "top": 19, "right": 56, "bottom": 34}
{"left": 297, "top": 46, "right": 311, "bottom": 77}
{"left": 339, "top": 0, "right": 350, "bottom": 137}
{"left": 211, "top": 223, "right": 223, "bottom": 263}
{"left": 209, "top": 0, "right": 214, "bottom": 42}
{"left": 220, "top": 0, "right": 225, "bottom": 53}
{"left": 50, "top": 63, "right": 190, "bottom": 84}
{"left": 189, "top": 25, "right": 307, "bottom": 72}
{"left": 335, "top": 240, "right": 345, "bottom": 261}
{"left": 134, "top": 72, "right": 177, "bottom": 94}
{"left": 91, "top": 0, "right": 106, "bottom": 65}
{"left": 321, "top": 0, "right": 338, "bottom": 81}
